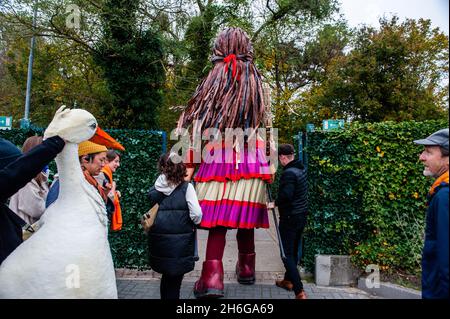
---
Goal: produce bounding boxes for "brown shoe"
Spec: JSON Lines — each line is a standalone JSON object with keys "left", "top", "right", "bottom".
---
{"left": 275, "top": 279, "right": 293, "bottom": 291}
{"left": 295, "top": 290, "right": 307, "bottom": 299}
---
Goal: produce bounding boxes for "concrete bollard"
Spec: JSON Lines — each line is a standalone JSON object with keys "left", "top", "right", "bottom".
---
{"left": 315, "top": 255, "right": 360, "bottom": 286}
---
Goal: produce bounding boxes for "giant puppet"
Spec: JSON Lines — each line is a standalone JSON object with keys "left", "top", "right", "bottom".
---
{"left": 176, "top": 27, "right": 273, "bottom": 298}
{"left": 0, "top": 107, "right": 124, "bottom": 298}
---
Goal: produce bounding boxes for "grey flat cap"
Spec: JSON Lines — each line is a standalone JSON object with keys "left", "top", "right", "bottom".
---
{"left": 414, "top": 128, "right": 449, "bottom": 150}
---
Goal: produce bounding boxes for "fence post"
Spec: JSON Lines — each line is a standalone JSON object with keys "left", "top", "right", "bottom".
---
{"left": 304, "top": 131, "right": 308, "bottom": 171}
{"left": 296, "top": 131, "right": 306, "bottom": 266}
{"left": 161, "top": 131, "right": 167, "bottom": 154}
{"left": 297, "top": 131, "right": 303, "bottom": 164}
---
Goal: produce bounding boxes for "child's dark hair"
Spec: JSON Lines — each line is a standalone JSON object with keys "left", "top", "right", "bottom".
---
{"left": 158, "top": 152, "right": 186, "bottom": 186}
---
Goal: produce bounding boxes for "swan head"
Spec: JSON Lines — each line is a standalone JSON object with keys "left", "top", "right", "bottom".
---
{"left": 44, "top": 106, "right": 125, "bottom": 151}
{"left": 44, "top": 106, "right": 98, "bottom": 143}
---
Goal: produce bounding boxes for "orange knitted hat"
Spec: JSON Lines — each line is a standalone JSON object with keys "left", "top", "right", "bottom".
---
{"left": 78, "top": 141, "right": 108, "bottom": 157}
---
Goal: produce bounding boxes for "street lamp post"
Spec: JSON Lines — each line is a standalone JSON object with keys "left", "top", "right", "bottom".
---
{"left": 21, "top": 0, "right": 38, "bottom": 129}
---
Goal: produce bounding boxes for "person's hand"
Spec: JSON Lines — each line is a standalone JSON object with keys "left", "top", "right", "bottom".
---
{"left": 185, "top": 167, "right": 195, "bottom": 181}
{"left": 103, "top": 181, "right": 112, "bottom": 191}
{"left": 116, "top": 190, "right": 121, "bottom": 198}
{"left": 44, "top": 105, "right": 88, "bottom": 143}
{"left": 109, "top": 181, "right": 116, "bottom": 192}
{"left": 269, "top": 173, "right": 276, "bottom": 184}
{"left": 267, "top": 202, "right": 275, "bottom": 209}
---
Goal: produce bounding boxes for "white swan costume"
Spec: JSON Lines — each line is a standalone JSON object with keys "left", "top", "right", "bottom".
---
{"left": 0, "top": 106, "right": 120, "bottom": 298}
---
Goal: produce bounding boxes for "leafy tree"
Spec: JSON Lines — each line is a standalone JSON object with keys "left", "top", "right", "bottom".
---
{"left": 1, "top": 0, "right": 166, "bottom": 129}
{"left": 184, "top": 3, "right": 218, "bottom": 82}
{"left": 255, "top": 20, "right": 350, "bottom": 142}
{"left": 1, "top": 0, "right": 343, "bottom": 135}
{"left": 309, "top": 17, "right": 449, "bottom": 122}
{"left": 95, "top": 0, "right": 165, "bottom": 129}
{"left": 155, "top": 0, "right": 254, "bottom": 134}
{"left": 0, "top": 16, "right": 112, "bottom": 127}
{"left": 155, "top": 0, "right": 342, "bottom": 138}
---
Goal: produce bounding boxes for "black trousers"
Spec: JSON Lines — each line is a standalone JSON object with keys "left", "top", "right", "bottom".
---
{"left": 279, "top": 214, "right": 307, "bottom": 295}
{"left": 160, "top": 273, "right": 184, "bottom": 299}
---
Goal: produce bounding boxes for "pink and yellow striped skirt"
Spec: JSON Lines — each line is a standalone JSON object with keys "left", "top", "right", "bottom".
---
{"left": 196, "top": 178, "right": 269, "bottom": 229}
{"left": 194, "top": 145, "right": 271, "bottom": 229}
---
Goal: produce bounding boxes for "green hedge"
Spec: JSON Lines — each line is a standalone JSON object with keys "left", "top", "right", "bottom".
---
{"left": 0, "top": 128, "right": 164, "bottom": 269}
{"left": 304, "top": 120, "right": 448, "bottom": 275}
{"left": 104, "top": 130, "right": 163, "bottom": 269}
{"left": 0, "top": 128, "right": 45, "bottom": 145}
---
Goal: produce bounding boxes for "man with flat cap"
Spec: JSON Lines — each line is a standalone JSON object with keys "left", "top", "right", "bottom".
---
{"left": 414, "top": 128, "right": 449, "bottom": 299}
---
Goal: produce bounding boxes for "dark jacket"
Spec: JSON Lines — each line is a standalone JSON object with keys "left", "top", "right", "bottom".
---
{"left": 147, "top": 182, "right": 196, "bottom": 276}
{"left": 275, "top": 159, "right": 307, "bottom": 219}
{"left": 0, "top": 136, "right": 65, "bottom": 264}
{"left": 422, "top": 181, "right": 449, "bottom": 299}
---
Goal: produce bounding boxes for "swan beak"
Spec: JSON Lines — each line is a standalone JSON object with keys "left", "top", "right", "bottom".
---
{"left": 89, "top": 127, "right": 125, "bottom": 151}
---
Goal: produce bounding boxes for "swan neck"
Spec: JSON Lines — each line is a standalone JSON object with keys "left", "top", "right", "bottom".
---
{"left": 55, "top": 143, "right": 83, "bottom": 197}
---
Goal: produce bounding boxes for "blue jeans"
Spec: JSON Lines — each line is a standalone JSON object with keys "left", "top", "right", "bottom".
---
{"left": 279, "top": 214, "right": 307, "bottom": 295}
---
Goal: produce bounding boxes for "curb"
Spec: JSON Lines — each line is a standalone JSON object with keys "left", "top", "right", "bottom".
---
{"left": 357, "top": 278, "right": 421, "bottom": 299}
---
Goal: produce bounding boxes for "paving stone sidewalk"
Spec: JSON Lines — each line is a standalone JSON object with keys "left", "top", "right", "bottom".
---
{"left": 117, "top": 278, "right": 380, "bottom": 299}
{"left": 117, "top": 210, "right": 382, "bottom": 300}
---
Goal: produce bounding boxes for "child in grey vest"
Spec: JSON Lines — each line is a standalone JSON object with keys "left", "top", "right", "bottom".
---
{"left": 147, "top": 152, "right": 202, "bottom": 299}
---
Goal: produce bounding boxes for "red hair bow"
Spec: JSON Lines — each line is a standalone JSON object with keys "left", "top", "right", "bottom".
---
{"left": 223, "top": 54, "right": 237, "bottom": 79}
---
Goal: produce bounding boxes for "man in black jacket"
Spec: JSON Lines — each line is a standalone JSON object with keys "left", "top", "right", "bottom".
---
{"left": 0, "top": 136, "right": 65, "bottom": 265}
{"left": 269, "top": 143, "right": 308, "bottom": 299}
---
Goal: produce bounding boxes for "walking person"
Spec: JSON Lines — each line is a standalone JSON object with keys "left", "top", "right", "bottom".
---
{"left": 268, "top": 144, "right": 308, "bottom": 299}
{"left": 8, "top": 136, "right": 50, "bottom": 226}
{"left": 414, "top": 128, "right": 449, "bottom": 299}
{"left": 147, "top": 152, "right": 202, "bottom": 299}
{"left": 96, "top": 149, "right": 123, "bottom": 231}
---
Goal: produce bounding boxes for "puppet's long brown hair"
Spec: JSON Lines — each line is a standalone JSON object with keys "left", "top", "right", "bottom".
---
{"left": 177, "top": 27, "right": 266, "bottom": 132}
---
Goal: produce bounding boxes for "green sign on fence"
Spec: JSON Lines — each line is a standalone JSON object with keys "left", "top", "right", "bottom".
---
{"left": 0, "top": 116, "right": 12, "bottom": 130}
{"left": 322, "top": 119, "right": 344, "bottom": 131}
{"left": 306, "top": 123, "right": 315, "bottom": 132}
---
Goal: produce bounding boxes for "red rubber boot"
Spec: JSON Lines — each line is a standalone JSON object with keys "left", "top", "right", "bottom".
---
{"left": 235, "top": 252, "right": 256, "bottom": 284}
{"left": 193, "top": 260, "right": 224, "bottom": 298}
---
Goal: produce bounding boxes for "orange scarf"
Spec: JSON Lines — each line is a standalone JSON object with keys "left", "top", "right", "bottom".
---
{"left": 429, "top": 171, "right": 449, "bottom": 196}
{"left": 83, "top": 170, "right": 108, "bottom": 203}
{"left": 102, "top": 165, "right": 123, "bottom": 231}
